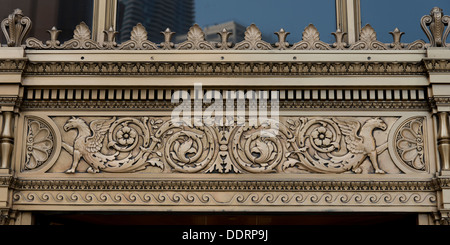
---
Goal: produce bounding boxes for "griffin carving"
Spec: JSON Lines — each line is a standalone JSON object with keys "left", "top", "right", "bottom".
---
{"left": 61, "top": 117, "right": 156, "bottom": 173}
{"left": 289, "top": 117, "right": 389, "bottom": 174}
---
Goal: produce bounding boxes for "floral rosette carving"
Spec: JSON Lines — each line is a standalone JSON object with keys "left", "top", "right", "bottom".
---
{"left": 395, "top": 117, "right": 426, "bottom": 171}
{"left": 107, "top": 117, "right": 150, "bottom": 152}
{"left": 25, "top": 119, "right": 54, "bottom": 170}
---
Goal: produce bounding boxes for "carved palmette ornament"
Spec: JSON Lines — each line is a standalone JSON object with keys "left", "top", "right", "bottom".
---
{"left": 25, "top": 118, "right": 54, "bottom": 170}
{"left": 119, "top": 23, "right": 158, "bottom": 50}
{"left": 234, "top": 24, "right": 272, "bottom": 50}
{"left": 176, "top": 24, "right": 215, "bottom": 50}
{"left": 292, "top": 24, "right": 331, "bottom": 50}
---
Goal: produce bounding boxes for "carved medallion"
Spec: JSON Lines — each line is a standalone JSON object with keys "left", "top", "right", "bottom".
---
{"left": 394, "top": 117, "right": 427, "bottom": 172}
{"left": 24, "top": 118, "right": 54, "bottom": 170}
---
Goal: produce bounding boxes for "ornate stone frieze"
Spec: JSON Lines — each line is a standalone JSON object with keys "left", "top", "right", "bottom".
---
{"left": 20, "top": 115, "right": 431, "bottom": 175}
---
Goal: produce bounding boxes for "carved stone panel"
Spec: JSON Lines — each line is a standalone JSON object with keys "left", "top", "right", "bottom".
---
{"left": 19, "top": 115, "right": 431, "bottom": 175}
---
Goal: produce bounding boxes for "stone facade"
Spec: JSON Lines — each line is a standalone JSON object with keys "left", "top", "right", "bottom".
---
{"left": 1, "top": 6, "right": 450, "bottom": 225}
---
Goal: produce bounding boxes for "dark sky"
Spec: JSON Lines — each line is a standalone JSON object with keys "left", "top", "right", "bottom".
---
{"left": 195, "top": 0, "right": 450, "bottom": 44}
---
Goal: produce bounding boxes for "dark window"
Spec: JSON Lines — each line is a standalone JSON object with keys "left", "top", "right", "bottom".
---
{"left": 0, "top": 0, "right": 93, "bottom": 45}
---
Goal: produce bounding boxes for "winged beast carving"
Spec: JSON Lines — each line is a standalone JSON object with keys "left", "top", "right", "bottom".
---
{"left": 287, "top": 117, "right": 388, "bottom": 174}
{"left": 61, "top": 117, "right": 158, "bottom": 173}
{"left": 61, "top": 116, "right": 217, "bottom": 173}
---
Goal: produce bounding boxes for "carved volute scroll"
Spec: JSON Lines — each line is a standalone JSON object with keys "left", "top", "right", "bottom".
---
{"left": 421, "top": 7, "right": 450, "bottom": 47}
{"left": 1, "top": 9, "right": 31, "bottom": 47}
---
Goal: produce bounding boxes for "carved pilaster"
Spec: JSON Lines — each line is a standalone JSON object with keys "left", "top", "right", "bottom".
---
{"left": 0, "top": 111, "right": 14, "bottom": 170}
{"left": 437, "top": 112, "right": 450, "bottom": 173}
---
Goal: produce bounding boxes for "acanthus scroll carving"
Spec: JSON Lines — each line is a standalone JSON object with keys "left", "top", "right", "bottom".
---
{"left": 59, "top": 116, "right": 217, "bottom": 174}
{"left": 22, "top": 116, "right": 430, "bottom": 175}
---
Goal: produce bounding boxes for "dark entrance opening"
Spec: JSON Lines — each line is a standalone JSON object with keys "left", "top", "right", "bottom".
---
{"left": 33, "top": 212, "right": 419, "bottom": 225}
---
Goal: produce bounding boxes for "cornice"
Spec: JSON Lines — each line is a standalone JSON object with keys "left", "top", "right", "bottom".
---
{"left": 423, "top": 58, "right": 450, "bottom": 73}
{"left": 13, "top": 178, "right": 437, "bottom": 192}
{"left": 20, "top": 99, "right": 430, "bottom": 111}
{"left": 0, "top": 58, "right": 27, "bottom": 73}
{"left": 22, "top": 60, "right": 427, "bottom": 76}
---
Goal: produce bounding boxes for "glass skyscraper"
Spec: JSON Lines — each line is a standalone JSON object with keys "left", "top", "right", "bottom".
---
{"left": 117, "top": 0, "right": 194, "bottom": 44}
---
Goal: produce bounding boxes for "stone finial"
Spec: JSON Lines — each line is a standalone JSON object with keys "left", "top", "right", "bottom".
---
{"left": 1, "top": 9, "right": 32, "bottom": 47}
{"left": 421, "top": 7, "right": 450, "bottom": 47}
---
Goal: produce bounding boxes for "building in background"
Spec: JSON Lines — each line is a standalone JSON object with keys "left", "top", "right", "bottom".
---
{"left": 116, "top": 0, "right": 194, "bottom": 43}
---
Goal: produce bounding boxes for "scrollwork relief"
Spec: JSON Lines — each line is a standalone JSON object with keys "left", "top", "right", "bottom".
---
{"left": 12, "top": 190, "right": 437, "bottom": 207}
{"left": 21, "top": 115, "right": 430, "bottom": 175}
{"left": 57, "top": 116, "right": 217, "bottom": 174}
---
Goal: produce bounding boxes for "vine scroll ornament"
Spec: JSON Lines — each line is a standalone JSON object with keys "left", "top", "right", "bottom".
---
{"left": 55, "top": 116, "right": 397, "bottom": 174}
{"left": 61, "top": 117, "right": 217, "bottom": 173}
